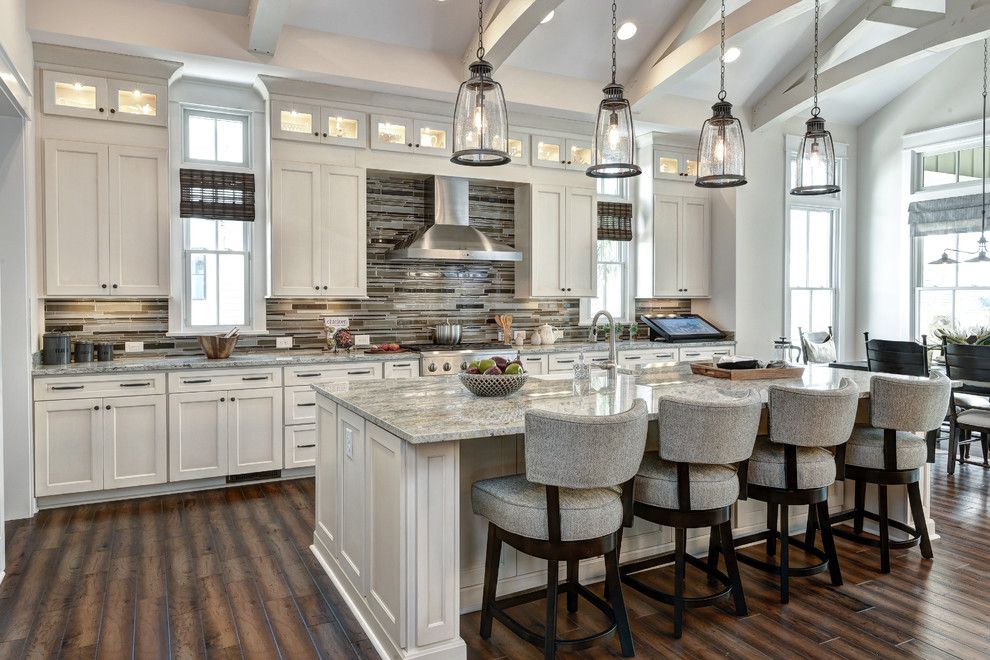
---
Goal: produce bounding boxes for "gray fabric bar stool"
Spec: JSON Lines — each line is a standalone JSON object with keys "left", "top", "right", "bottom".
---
{"left": 734, "top": 378, "right": 859, "bottom": 604}
{"left": 619, "top": 391, "right": 762, "bottom": 639}
{"left": 829, "top": 373, "right": 951, "bottom": 573}
{"left": 472, "top": 399, "right": 648, "bottom": 659}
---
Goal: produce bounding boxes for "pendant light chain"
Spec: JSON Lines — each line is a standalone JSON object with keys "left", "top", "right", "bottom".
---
{"left": 982, "top": 38, "right": 987, "bottom": 234}
{"left": 476, "top": 0, "right": 485, "bottom": 60}
{"left": 718, "top": 0, "right": 726, "bottom": 101}
{"left": 812, "top": 0, "right": 820, "bottom": 116}
{"left": 611, "top": 1, "right": 618, "bottom": 85}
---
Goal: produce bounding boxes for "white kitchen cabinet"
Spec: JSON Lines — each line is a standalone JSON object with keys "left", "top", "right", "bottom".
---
{"left": 506, "top": 131, "right": 530, "bottom": 165}
{"left": 519, "top": 354, "right": 548, "bottom": 375}
{"left": 338, "top": 406, "right": 368, "bottom": 594}
{"left": 44, "top": 139, "right": 168, "bottom": 297}
{"left": 34, "top": 398, "right": 104, "bottom": 496}
{"left": 530, "top": 135, "right": 592, "bottom": 172}
{"left": 370, "top": 114, "right": 450, "bottom": 157}
{"left": 653, "top": 146, "right": 698, "bottom": 181}
{"left": 103, "top": 394, "right": 167, "bottom": 489}
{"left": 646, "top": 194, "right": 711, "bottom": 298}
{"left": 168, "top": 391, "right": 228, "bottom": 482}
{"left": 286, "top": 424, "right": 318, "bottom": 469}
{"left": 227, "top": 387, "right": 283, "bottom": 475}
{"left": 270, "top": 100, "right": 367, "bottom": 148}
{"left": 107, "top": 79, "right": 166, "bottom": 126}
{"left": 565, "top": 138, "right": 593, "bottom": 172}
{"left": 42, "top": 69, "right": 166, "bottom": 126}
{"left": 548, "top": 351, "right": 609, "bottom": 373}
{"left": 322, "top": 108, "right": 367, "bottom": 147}
{"left": 516, "top": 184, "right": 597, "bottom": 298}
{"left": 315, "top": 401, "right": 339, "bottom": 552}
{"left": 679, "top": 346, "right": 734, "bottom": 362}
{"left": 384, "top": 360, "right": 419, "bottom": 379}
{"left": 271, "top": 161, "right": 367, "bottom": 297}
{"left": 618, "top": 348, "right": 679, "bottom": 368}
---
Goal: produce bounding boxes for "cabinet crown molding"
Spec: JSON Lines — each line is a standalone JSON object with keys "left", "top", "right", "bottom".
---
{"left": 34, "top": 43, "right": 182, "bottom": 81}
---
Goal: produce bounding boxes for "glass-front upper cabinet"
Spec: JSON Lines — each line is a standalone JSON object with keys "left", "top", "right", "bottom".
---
{"left": 42, "top": 70, "right": 167, "bottom": 126}
{"left": 565, "top": 138, "right": 593, "bottom": 172}
{"left": 531, "top": 135, "right": 593, "bottom": 171}
{"left": 322, "top": 108, "right": 365, "bottom": 147}
{"left": 506, "top": 132, "right": 530, "bottom": 165}
{"left": 654, "top": 146, "right": 698, "bottom": 180}
{"left": 271, "top": 101, "right": 367, "bottom": 147}
{"left": 108, "top": 79, "right": 166, "bottom": 126}
{"left": 369, "top": 114, "right": 452, "bottom": 157}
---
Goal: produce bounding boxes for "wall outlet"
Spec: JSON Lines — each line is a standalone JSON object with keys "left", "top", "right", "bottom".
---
{"left": 276, "top": 336, "right": 293, "bottom": 349}
{"left": 354, "top": 334, "right": 371, "bottom": 347}
{"left": 124, "top": 341, "right": 144, "bottom": 353}
{"left": 344, "top": 429, "right": 354, "bottom": 459}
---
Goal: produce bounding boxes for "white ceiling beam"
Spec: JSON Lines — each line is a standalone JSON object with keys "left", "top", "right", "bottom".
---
{"left": 627, "top": 0, "right": 810, "bottom": 107}
{"left": 463, "top": 0, "right": 565, "bottom": 71}
{"left": 247, "top": 0, "right": 288, "bottom": 56}
{"left": 752, "top": 3, "right": 990, "bottom": 129}
{"left": 661, "top": 0, "right": 724, "bottom": 59}
{"left": 867, "top": 5, "right": 944, "bottom": 29}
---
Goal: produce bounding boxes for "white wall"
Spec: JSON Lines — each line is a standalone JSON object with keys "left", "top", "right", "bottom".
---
{"left": 855, "top": 43, "right": 985, "bottom": 356}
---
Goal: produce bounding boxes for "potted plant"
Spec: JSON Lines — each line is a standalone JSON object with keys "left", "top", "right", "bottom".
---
{"left": 627, "top": 322, "right": 639, "bottom": 340}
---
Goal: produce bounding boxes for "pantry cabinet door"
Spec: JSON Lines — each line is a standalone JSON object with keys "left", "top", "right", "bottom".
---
{"left": 227, "top": 387, "right": 283, "bottom": 475}
{"left": 168, "top": 391, "right": 228, "bottom": 481}
{"left": 529, "top": 185, "right": 565, "bottom": 296}
{"left": 651, "top": 194, "right": 681, "bottom": 297}
{"left": 44, "top": 139, "right": 110, "bottom": 296}
{"left": 103, "top": 394, "right": 167, "bottom": 489}
{"left": 108, "top": 145, "right": 169, "bottom": 296}
{"left": 563, "top": 187, "right": 597, "bottom": 297}
{"left": 322, "top": 165, "right": 367, "bottom": 297}
{"left": 272, "top": 161, "right": 323, "bottom": 296}
{"left": 34, "top": 399, "right": 104, "bottom": 496}
{"left": 679, "top": 197, "right": 711, "bottom": 297}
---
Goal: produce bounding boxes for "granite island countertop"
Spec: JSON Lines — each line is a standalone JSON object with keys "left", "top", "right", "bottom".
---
{"left": 314, "top": 363, "right": 872, "bottom": 444}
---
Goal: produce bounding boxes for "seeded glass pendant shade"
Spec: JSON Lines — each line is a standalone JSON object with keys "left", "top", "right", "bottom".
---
{"left": 696, "top": 0, "right": 746, "bottom": 188}
{"left": 791, "top": 0, "right": 839, "bottom": 195}
{"left": 451, "top": 0, "right": 511, "bottom": 167}
{"left": 588, "top": 2, "right": 640, "bottom": 179}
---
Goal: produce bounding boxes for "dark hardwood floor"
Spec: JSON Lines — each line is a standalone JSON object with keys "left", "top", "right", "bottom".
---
{"left": 1, "top": 452, "right": 988, "bottom": 659}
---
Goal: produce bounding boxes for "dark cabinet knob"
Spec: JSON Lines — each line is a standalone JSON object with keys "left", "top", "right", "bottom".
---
{"left": 415, "top": 143, "right": 421, "bottom": 148}
{"left": 230, "top": 396, "right": 236, "bottom": 401}
{"left": 322, "top": 285, "right": 328, "bottom": 290}
{"left": 314, "top": 286, "right": 319, "bottom": 290}
{"left": 93, "top": 405, "right": 99, "bottom": 410}
{"left": 112, "top": 284, "right": 118, "bottom": 289}
{"left": 98, "top": 107, "right": 105, "bottom": 113}
{"left": 101, "top": 284, "right": 108, "bottom": 289}
{"left": 567, "top": 161, "right": 573, "bottom": 165}
{"left": 220, "top": 397, "right": 225, "bottom": 402}
{"left": 567, "top": 288, "right": 572, "bottom": 292}
{"left": 561, "top": 160, "right": 566, "bottom": 164}
{"left": 407, "top": 142, "right": 413, "bottom": 147}
{"left": 322, "top": 132, "right": 328, "bottom": 137}
{"left": 109, "top": 108, "right": 116, "bottom": 114}
{"left": 105, "top": 405, "right": 110, "bottom": 410}
{"left": 314, "top": 131, "right": 320, "bottom": 136}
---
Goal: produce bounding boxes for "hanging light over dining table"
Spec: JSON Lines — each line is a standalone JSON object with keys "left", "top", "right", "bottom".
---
{"left": 587, "top": 1, "right": 640, "bottom": 179}
{"left": 696, "top": 0, "right": 746, "bottom": 188}
{"left": 791, "top": 0, "right": 840, "bottom": 196}
{"left": 451, "top": 0, "right": 511, "bottom": 166}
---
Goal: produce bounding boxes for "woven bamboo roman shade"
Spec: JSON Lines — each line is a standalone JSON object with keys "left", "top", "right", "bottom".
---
{"left": 597, "top": 201, "right": 633, "bottom": 241}
{"left": 179, "top": 169, "right": 256, "bottom": 221}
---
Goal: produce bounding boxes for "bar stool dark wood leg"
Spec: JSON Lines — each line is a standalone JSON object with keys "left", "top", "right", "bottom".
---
{"left": 779, "top": 503, "right": 790, "bottom": 603}
{"left": 878, "top": 485, "right": 891, "bottom": 573}
{"left": 603, "top": 548, "right": 634, "bottom": 657}
{"left": 566, "top": 560, "right": 579, "bottom": 613}
{"left": 719, "top": 521, "right": 747, "bottom": 615}
{"left": 544, "top": 560, "right": 558, "bottom": 659}
{"left": 816, "top": 500, "right": 842, "bottom": 586}
{"left": 707, "top": 525, "right": 720, "bottom": 586}
{"left": 805, "top": 503, "right": 818, "bottom": 547}
{"left": 480, "top": 523, "right": 501, "bottom": 639}
{"left": 674, "top": 527, "right": 687, "bottom": 639}
{"left": 907, "top": 481, "right": 934, "bottom": 559}
{"left": 766, "top": 503, "right": 778, "bottom": 556}
{"left": 853, "top": 481, "right": 866, "bottom": 533}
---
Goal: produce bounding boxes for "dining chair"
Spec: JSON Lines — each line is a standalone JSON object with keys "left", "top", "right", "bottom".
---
{"left": 942, "top": 341, "right": 990, "bottom": 474}
{"left": 799, "top": 326, "right": 837, "bottom": 364}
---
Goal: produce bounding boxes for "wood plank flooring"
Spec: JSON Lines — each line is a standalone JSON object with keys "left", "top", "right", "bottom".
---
{"left": 1, "top": 452, "right": 988, "bottom": 659}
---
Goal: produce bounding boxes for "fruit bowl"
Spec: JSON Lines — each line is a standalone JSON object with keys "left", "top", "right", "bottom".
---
{"left": 458, "top": 372, "right": 529, "bottom": 397}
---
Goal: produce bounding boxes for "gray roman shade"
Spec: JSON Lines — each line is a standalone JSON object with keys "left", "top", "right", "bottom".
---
{"left": 180, "top": 169, "right": 256, "bottom": 222}
{"left": 907, "top": 193, "right": 988, "bottom": 237}
{"left": 597, "top": 202, "right": 633, "bottom": 241}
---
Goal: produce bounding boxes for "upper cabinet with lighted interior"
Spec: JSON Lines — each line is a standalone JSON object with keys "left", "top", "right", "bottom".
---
{"left": 41, "top": 69, "right": 168, "bottom": 127}
{"left": 369, "top": 114, "right": 452, "bottom": 157}
{"left": 653, "top": 145, "right": 699, "bottom": 181}
{"left": 271, "top": 99, "right": 367, "bottom": 148}
{"left": 530, "top": 134, "right": 593, "bottom": 172}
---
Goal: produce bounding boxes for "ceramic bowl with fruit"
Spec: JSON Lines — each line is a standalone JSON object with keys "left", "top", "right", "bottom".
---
{"left": 458, "top": 355, "right": 528, "bottom": 397}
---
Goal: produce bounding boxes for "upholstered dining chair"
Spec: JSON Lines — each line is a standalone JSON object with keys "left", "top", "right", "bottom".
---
{"left": 472, "top": 399, "right": 648, "bottom": 659}
{"left": 943, "top": 342, "right": 990, "bottom": 473}
{"left": 799, "top": 326, "right": 837, "bottom": 364}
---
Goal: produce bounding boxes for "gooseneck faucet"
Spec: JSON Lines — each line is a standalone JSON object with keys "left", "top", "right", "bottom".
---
{"left": 589, "top": 309, "right": 617, "bottom": 370}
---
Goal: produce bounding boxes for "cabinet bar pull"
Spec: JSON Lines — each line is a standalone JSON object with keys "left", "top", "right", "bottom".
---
{"left": 347, "top": 370, "right": 372, "bottom": 375}
{"left": 624, "top": 356, "right": 642, "bottom": 360}
{"left": 50, "top": 385, "right": 84, "bottom": 391}
{"left": 241, "top": 375, "right": 270, "bottom": 381}
{"left": 119, "top": 382, "right": 152, "bottom": 388}
{"left": 183, "top": 378, "right": 212, "bottom": 384}
{"left": 391, "top": 363, "right": 410, "bottom": 367}
{"left": 556, "top": 359, "right": 575, "bottom": 364}
{"left": 297, "top": 444, "right": 317, "bottom": 449}
{"left": 296, "top": 402, "right": 316, "bottom": 407}
{"left": 296, "top": 372, "right": 322, "bottom": 378}
{"left": 684, "top": 352, "right": 700, "bottom": 357}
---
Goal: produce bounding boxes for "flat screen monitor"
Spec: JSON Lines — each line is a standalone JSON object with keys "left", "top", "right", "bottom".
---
{"left": 640, "top": 314, "right": 726, "bottom": 342}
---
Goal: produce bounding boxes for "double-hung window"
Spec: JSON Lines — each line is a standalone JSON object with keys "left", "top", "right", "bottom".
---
{"left": 914, "top": 233, "right": 990, "bottom": 337}
{"left": 581, "top": 192, "right": 633, "bottom": 324}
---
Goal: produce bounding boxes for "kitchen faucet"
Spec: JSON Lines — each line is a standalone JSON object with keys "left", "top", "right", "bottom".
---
{"left": 589, "top": 310, "right": 617, "bottom": 370}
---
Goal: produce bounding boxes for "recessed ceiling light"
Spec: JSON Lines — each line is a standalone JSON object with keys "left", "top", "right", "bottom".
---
{"left": 616, "top": 21, "right": 637, "bottom": 40}
{"left": 723, "top": 47, "right": 741, "bottom": 63}
{"left": 541, "top": 10, "right": 555, "bottom": 24}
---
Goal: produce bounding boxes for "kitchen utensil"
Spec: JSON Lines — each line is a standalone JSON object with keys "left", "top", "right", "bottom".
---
{"left": 96, "top": 343, "right": 114, "bottom": 361}
{"left": 458, "top": 372, "right": 528, "bottom": 397}
{"left": 433, "top": 320, "right": 462, "bottom": 345}
{"left": 74, "top": 341, "right": 94, "bottom": 363}
{"left": 198, "top": 334, "right": 238, "bottom": 359}
{"left": 223, "top": 326, "right": 240, "bottom": 339}
{"left": 772, "top": 337, "right": 802, "bottom": 364}
{"left": 42, "top": 332, "right": 72, "bottom": 365}
{"left": 494, "top": 315, "right": 513, "bottom": 345}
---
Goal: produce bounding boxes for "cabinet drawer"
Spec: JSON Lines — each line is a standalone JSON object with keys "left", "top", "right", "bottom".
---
{"left": 383, "top": 360, "right": 418, "bottom": 379}
{"left": 284, "top": 362, "right": 383, "bottom": 386}
{"left": 34, "top": 373, "right": 166, "bottom": 401}
{"left": 285, "top": 385, "right": 319, "bottom": 425}
{"left": 285, "top": 423, "right": 317, "bottom": 469}
{"left": 618, "top": 349, "right": 678, "bottom": 367}
{"left": 548, "top": 352, "right": 609, "bottom": 372}
{"left": 679, "top": 347, "right": 734, "bottom": 362}
{"left": 168, "top": 368, "right": 282, "bottom": 393}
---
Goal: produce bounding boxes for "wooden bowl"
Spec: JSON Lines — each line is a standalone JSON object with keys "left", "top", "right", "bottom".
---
{"left": 198, "top": 334, "right": 238, "bottom": 359}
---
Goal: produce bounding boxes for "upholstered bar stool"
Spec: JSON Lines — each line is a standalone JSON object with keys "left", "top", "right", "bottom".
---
{"left": 472, "top": 399, "right": 648, "bottom": 659}
{"left": 734, "top": 378, "right": 859, "bottom": 604}
{"left": 829, "top": 373, "right": 951, "bottom": 573}
{"left": 619, "top": 391, "right": 762, "bottom": 639}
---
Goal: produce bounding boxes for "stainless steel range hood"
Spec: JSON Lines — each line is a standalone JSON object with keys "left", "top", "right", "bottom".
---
{"left": 385, "top": 176, "right": 522, "bottom": 261}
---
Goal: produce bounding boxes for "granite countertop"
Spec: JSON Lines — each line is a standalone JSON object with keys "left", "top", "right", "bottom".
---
{"left": 31, "top": 339, "right": 735, "bottom": 376}
{"left": 315, "top": 363, "right": 872, "bottom": 445}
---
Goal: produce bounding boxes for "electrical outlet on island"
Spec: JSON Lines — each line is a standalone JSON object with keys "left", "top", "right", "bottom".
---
{"left": 276, "top": 336, "right": 293, "bottom": 349}
{"left": 124, "top": 341, "right": 144, "bottom": 353}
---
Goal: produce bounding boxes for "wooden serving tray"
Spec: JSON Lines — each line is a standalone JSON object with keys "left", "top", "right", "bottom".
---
{"left": 690, "top": 362, "right": 806, "bottom": 380}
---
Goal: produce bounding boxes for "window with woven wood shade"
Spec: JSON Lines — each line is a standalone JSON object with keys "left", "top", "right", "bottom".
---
{"left": 179, "top": 169, "right": 255, "bottom": 221}
{"left": 597, "top": 201, "right": 633, "bottom": 241}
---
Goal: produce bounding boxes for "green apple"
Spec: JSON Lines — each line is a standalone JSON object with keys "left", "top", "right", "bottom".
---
{"left": 477, "top": 358, "right": 496, "bottom": 372}
{"left": 504, "top": 363, "right": 523, "bottom": 375}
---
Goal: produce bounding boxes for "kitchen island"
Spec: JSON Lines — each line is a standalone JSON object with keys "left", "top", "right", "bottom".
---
{"left": 311, "top": 364, "right": 936, "bottom": 660}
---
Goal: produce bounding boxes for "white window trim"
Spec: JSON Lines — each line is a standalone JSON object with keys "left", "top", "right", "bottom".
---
{"left": 181, "top": 221, "right": 254, "bottom": 333}
{"left": 182, "top": 107, "right": 251, "bottom": 168}
{"left": 579, "top": 239, "right": 634, "bottom": 325}
{"left": 783, "top": 135, "right": 847, "bottom": 349}
{"left": 169, "top": 94, "right": 267, "bottom": 336}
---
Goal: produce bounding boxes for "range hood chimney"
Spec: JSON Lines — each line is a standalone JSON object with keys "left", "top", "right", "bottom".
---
{"left": 385, "top": 176, "right": 522, "bottom": 261}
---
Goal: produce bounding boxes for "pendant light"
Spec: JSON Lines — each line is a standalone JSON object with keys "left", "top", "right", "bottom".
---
{"left": 928, "top": 39, "right": 990, "bottom": 265}
{"left": 696, "top": 0, "right": 746, "bottom": 188}
{"left": 791, "top": 0, "right": 840, "bottom": 195}
{"left": 587, "top": 1, "right": 641, "bottom": 179}
{"left": 451, "top": 0, "right": 511, "bottom": 167}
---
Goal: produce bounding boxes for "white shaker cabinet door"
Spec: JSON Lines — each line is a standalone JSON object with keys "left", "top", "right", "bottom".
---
{"left": 652, "top": 195, "right": 681, "bottom": 297}
{"left": 322, "top": 166, "right": 367, "bottom": 297}
{"left": 168, "top": 391, "right": 228, "bottom": 482}
{"left": 272, "top": 161, "right": 323, "bottom": 297}
{"left": 34, "top": 398, "right": 104, "bottom": 496}
{"left": 108, "top": 145, "right": 169, "bottom": 296}
{"left": 563, "top": 187, "right": 597, "bottom": 297}
{"left": 315, "top": 401, "right": 340, "bottom": 553}
{"left": 44, "top": 139, "right": 110, "bottom": 296}
{"left": 103, "top": 394, "right": 167, "bottom": 489}
{"left": 227, "top": 387, "right": 283, "bottom": 475}
{"left": 529, "top": 185, "right": 565, "bottom": 296}
{"left": 679, "top": 197, "right": 711, "bottom": 297}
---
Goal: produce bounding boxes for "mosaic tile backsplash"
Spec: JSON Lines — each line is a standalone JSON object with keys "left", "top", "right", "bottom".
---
{"left": 44, "top": 173, "right": 691, "bottom": 354}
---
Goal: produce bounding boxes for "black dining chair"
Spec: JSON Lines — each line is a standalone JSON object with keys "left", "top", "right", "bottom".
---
{"left": 864, "top": 332, "right": 929, "bottom": 377}
{"left": 942, "top": 342, "right": 990, "bottom": 475}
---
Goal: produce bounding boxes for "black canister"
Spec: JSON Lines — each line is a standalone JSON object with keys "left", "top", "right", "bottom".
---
{"left": 74, "top": 341, "right": 94, "bottom": 363}
{"left": 42, "top": 332, "right": 72, "bottom": 365}
{"left": 96, "top": 343, "right": 114, "bottom": 362}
